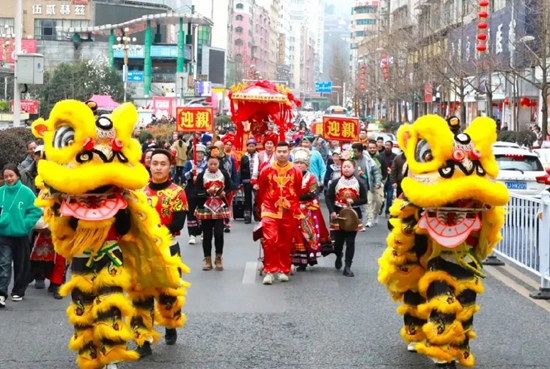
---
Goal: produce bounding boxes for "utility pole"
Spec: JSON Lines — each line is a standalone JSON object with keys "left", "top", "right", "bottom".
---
{"left": 12, "top": 0, "right": 22, "bottom": 127}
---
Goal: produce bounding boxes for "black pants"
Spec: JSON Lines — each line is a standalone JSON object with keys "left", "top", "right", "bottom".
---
{"left": 202, "top": 219, "right": 225, "bottom": 257}
{"left": 173, "top": 166, "right": 184, "bottom": 185}
{"left": 0, "top": 236, "right": 32, "bottom": 297}
{"left": 186, "top": 193, "right": 202, "bottom": 237}
{"left": 243, "top": 182, "right": 254, "bottom": 217}
{"left": 333, "top": 230, "right": 357, "bottom": 264}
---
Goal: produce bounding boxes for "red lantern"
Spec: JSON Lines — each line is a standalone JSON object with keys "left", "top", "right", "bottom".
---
{"left": 476, "top": 44, "right": 487, "bottom": 52}
{"left": 479, "top": 0, "right": 489, "bottom": 5}
{"left": 531, "top": 101, "right": 537, "bottom": 107}
{"left": 504, "top": 98, "right": 509, "bottom": 105}
{"left": 478, "top": 22, "right": 488, "bottom": 29}
{"left": 520, "top": 97, "right": 530, "bottom": 107}
{"left": 478, "top": 11, "right": 488, "bottom": 18}
{"left": 477, "top": 34, "right": 487, "bottom": 41}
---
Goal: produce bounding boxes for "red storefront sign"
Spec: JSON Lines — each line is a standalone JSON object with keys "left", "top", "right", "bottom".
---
{"left": 0, "top": 39, "right": 37, "bottom": 64}
{"left": 11, "top": 100, "right": 39, "bottom": 114}
{"left": 322, "top": 116, "right": 360, "bottom": 141}
{"left": 176, "top": 107, "right": 214, "bottom": 132}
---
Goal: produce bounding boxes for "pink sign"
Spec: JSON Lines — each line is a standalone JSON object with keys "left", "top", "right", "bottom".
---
{"left": 152, "top": 97, "right": 176, "bottom": 117}
{"left": 0, "top": 39, "right": 37, "bottom": 64}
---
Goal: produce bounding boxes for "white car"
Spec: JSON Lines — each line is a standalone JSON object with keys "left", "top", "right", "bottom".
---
{"left": 493, "top": 147, "right": 549, "bottom": 196}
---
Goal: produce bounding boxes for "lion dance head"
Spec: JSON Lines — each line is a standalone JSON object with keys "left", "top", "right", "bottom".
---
{"left": 397, "top": 115, "right": 509, "bottom": 253}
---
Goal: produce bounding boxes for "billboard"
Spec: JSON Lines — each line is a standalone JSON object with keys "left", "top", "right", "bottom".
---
{"left": 200, "top": 46, "right": 226, "bottom": 87}
{"left": 0, "top": 39, "right": 37, "bottom": 64}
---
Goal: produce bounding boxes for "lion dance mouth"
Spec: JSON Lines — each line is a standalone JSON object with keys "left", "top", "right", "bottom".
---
{"left": 417, "top": 200, "right": 487, "bottom": 248}
{"left": 59, "top": 189, "right": 128, "bottom": 221}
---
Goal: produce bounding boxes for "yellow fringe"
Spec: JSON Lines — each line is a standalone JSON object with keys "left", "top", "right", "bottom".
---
{"left": 99, "top": 344, "right": 140, "bottom": 367}
{"left": 423, "top": 320, "right": 465, "bottom": 346}
{"left": 71, "top": 219, "right": 115, "bottom": 256}
{"left": 397, "top": 304, "right": 428, "bottom": 320}
{"left": 93, "top": 265, "right": 132, "bottom": 291}
{"left": 155, "top": 295, "right": 186, "bottom": 329}
{"left": 456, "top": 347, "right": 476, "bottom": 368}
{"left": 92, "top": 293, "right": 135, "bottom": 320}
{"left": 75, "top": 355, "right": 103, "bottom": 369}
{"left": 416, "top": 342, "right": 456, "bottom": 364}
{"left": 94, "top": 320, "right": 135, "bottom": 343}
{"left": 418, "top": 295, "right": 463, "bottom": 316}
{"left": 400, "top": 325, "right": 426, "bottom": 344}
{"left": 418, "top": 270, "right": 458, "bottom": 298}
{"left": 59, "top": 275, "right": 95, "bottom": 297}
{"left": 68, "top": 327, "right": 95, "bottom": 352}
{"left": 66, "top": 302, "right": 95, "bottom": 327}
{"left": 132, "top": 309, "right": 162, "bottom": 346}
{"left": 455, "top": 278, "right": 484, "bottom": 295}
{"left": 456, "top": 304, "right": 480, "bottom": 322}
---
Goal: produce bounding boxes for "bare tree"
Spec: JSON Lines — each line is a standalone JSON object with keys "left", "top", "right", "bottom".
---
{"left": 328, "top": 39, "right": 348, "bottom": 105}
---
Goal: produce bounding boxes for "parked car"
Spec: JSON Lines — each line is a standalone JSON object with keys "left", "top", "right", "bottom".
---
{"left": 494, "top": 146, "right": 549, "bottom": 196}
{"left": 533, "top": 148, "right": 550, "bottom": 175}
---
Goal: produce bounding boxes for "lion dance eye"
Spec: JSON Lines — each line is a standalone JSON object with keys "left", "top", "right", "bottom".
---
{"left": 415, "top": 139, "right": 433, "bottom": 163}
{"left": 423, "top": 152, "right": 433, "bottom": 162}
{"left": 53, "top": 126, "right": 75, "bottom": 149}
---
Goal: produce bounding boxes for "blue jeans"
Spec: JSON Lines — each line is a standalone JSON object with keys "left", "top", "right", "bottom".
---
{"left": 0, "top": 236, "right": 31, "bottom": 297}
{"left": 384, "top": 180, "right": 394, "bottom": 215}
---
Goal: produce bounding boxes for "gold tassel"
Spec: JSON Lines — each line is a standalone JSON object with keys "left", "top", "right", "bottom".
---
{"left": 71, "top": 219, "right": 116, "bottom": 256}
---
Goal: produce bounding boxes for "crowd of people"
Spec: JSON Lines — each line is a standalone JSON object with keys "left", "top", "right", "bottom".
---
{"left": 0, "top": 124, "right": 408, "bottom": 310}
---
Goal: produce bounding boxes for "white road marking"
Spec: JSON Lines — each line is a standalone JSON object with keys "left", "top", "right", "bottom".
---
{"left": 242, "top": 261, "right": 258, "bottom": 284}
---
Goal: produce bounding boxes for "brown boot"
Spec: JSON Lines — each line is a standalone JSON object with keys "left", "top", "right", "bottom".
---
{"left": 203, "top": 256, "right": 213, "bottom": 271}
{"left": 215, "top": 254, "right": 224, "bottom": 271}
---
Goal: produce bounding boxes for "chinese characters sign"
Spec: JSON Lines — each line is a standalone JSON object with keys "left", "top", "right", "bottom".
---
{"left": 11, "top": 100, "right": 39, "bottom": 114}
{"left": 322, "top": 116, "right": 359, "bottom": 141}
{"left": 32, "top": 2, "right": 88, "bottom": 17}
{"left": 152, "top": 96, "right": 176, "bottom": 117}
{"left": 176, "top": 107, "right": 214, "bottom": 133}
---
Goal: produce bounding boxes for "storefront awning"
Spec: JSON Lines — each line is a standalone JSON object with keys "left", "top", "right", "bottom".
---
{"left": 65, "top": 12, "right": 214, "bottom": 36}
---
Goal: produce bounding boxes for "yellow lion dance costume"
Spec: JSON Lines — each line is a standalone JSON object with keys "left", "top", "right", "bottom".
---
{"left": 32, "top": 100, "right": 190, "bottom": 369}
{"left": 378, "top": 116, "right": 509, "bottom": 369}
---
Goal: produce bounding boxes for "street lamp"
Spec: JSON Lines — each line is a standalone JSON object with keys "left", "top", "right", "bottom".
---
{"left": 112, "top": 28, "right": 141, "bottom": 102}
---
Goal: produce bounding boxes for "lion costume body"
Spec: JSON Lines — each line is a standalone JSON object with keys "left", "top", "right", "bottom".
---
{"left": 378, "top": 116, "right": 509, "bottom": 369}
{"left": 32, "top": 100, "right": 190, "bottom": 369}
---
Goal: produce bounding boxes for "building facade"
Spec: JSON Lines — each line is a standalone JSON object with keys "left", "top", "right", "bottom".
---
{"left": 276, "top": 0, "right": 292, "bottom": 83}
{"left": 350, "top": 0, "right": 380, "bottom": 50}
{"left": 231, "top": 0, "right": 254, "bottom": 81}
{"left": 252, "top": 4, "right": 271, "bottom": 79}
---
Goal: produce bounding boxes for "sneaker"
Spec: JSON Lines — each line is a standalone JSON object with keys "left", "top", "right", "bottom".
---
{"left": 136, "top": 341, "right": 152, "bottom": 359}
{"left": 365, "top": 221, "right": 373, "bottom": 228}
{"left": 407, "top": 341, "right": 418, "bottom": 352}
{"left": 165, "top": 328, "right": 177, "bottom": 345}
{"left": 278, "top": 274, "right": 289, "bottom": 282}
{"left": 189, "top": 236, "right": 196, "bottom": 245}
{"left": 11, "top": 295, "right": 23, "bottom": 301}
{"left": 262, "top": 273, "right": 274, "bottom": 285}
{"left": 0, "top": 295, "right": 5, "bottom": 308}
{"left": 374, "top": 215, "right": 379, "bottom": 225}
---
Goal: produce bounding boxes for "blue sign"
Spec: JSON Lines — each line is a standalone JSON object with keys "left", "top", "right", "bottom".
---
{"left": 127, "top": 70, "right": 144, "bottom": 82}
{"left": 315, "top": 81, "right": 332, "bottom": 93}
{"left": 113, "top": 45, "right": 192, "bottom": 60}
{"left": 194, "top": 81, "right": 212, "bottom": 97}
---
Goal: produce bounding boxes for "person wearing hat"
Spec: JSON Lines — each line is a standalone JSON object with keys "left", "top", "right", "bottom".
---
{"left": 291, "top": 148, "right": 332, "bottom": 271}
{"left": 258, "top": 131, "right": 278, "bottom": 171}
{"left": 239, "top": 138, "right": 260, "bottom": 224}
{"left": 296, "top": 136, "right": 326, "bottom": 194}
{"left": 182, "top": 143, "right": 208, "bottom": 245}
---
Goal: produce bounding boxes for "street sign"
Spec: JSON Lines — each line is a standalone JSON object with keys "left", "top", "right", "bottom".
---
{"left": 127, "top": 70, "right": 144, "bottom": 83}
{"left": 315, "top": 81, "right": 333, "bottom": 93}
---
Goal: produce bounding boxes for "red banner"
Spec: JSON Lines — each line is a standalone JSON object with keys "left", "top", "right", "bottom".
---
{"left": 176, "top": 107, "right": 214, "bottom": 132}
{"left": 322, "top": 116, "right": 360, "bottom": 141}
{"left": 11, "top": 100, "right": 39, "bottom": 114}
{"left": 0, "top": 39, "right": 37, "bottom": 64}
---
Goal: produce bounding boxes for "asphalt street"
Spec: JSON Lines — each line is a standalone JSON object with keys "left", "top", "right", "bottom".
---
{"left": 2, "top": 218, "right": 550, "bottom": 369}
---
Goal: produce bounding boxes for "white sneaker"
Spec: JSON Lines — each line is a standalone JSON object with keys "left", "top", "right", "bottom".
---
{"left": 374, "top": 215, "right": 379, "bottom": 225}
{"left": 188, "top": 236, "right": 196, "bottom": 245}
{"left": 103, "top": 364, "right": 118, "bottom": 369}
{"left": 366, "top": 221, "right": 373, "bottom": 228}
{"left": 0, "top": 295, "right": 5, "bottom": 308}
{"left": 407, "top": 341, "right": 417, "bottom": 352}
{"left": 262, "top": 273, "right": 274, "bottom": 285}
{"left": 278, "top": 274, "right": 289, "bottom": 282}
{"left": 11, "top": 295, "right": 23, "bottom": 301}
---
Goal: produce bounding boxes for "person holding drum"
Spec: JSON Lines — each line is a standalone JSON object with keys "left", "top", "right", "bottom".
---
{"left": 325, "top": 157, "right": 368, "bottom": 277}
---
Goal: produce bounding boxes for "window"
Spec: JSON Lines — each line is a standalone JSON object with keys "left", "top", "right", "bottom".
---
{"left": 235, "top": 26, "right": 243, "bottom": 33}
{"left": 354, "top": 6, "right": 377, "bottom": 14}
{"left": 197, "top": 26, "right": 211, "bottom": 47}
{"left": 34, "top": 19, "right": 90, "bottom": 40}
{"left": 357, "top": 19, "right": 376, "bottom": 25}
{"left": 235, "top": 54, "right": 242, "bottom": 62}
{"left": 236, "top": 3, "right": 244, "bottom": 9}
{"left": 356, "top": 31, "right": 365, "bottom": 37}
{"left": 235, "top": 38, "right": 243, "bottom": 46}
{"left": 0, "top": 18, "right": 14, "bottom": 32}
{"left": 495, "top": 155, "right": 544, "bottom": 172}
{"left": 236, "top": 15, "right": 243, "bottom": 21}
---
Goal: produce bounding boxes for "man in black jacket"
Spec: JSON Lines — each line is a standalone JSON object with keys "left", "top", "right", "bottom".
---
{"left": 239, "top": 139, "right": 260, "bottom": 224}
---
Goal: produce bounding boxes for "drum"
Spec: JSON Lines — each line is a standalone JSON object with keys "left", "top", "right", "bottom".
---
{"left": 337, "top": 207, "right": 359, "bottom": 232}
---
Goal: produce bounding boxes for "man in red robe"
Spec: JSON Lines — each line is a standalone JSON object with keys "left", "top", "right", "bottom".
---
{"left": 258, "top": 131, "right": 278, "bottom": 171}
{"left": 257, "top": 141, "right": 302, "bottom": 285}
